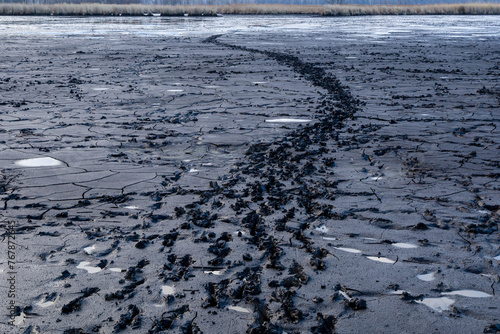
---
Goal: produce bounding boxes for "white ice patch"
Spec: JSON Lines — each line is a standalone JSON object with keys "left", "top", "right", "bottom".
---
{"left": 162, "top": 285, "right": 176, "bottom": 296}
{"left": 442, "top": 290, "right": 492, "bottom": 298}
{"left": 36, "top": 300, "right": 56, "bottom": 308}
{"left": 92, "top": 87, "right": 109, "bottom": 91}
{"left": 76, "top": 261, "right": 102, "bottom": 274}
{"left": 265, "top": 118, "right": 311, "bottom": 123}
{"left": 83, "top": 245, "right": 96, "bottom": 254}
{"left": 204, "top": 85, "right": 220, "bottom": 88}
{"left": 124, "top": 205, "right": 139, "bottom": 210}
{"left": 228, "top": 305, "right": 252, "bottom": 313}
{"left": 334, "top": 247, "right": 362, "bottom": 254}
{"left": 417, "top": 272, "right": 436, "bottom": 282}
{"left": 315, "top": 224, "right": 328, "bottom": 233}
{"left": 252, "top": 81, "right": 267, "bottom": 84}
{"left": 204, "top": 270, "right": 223, "bottom": 275}
{"left": 392, "top": 242, "right": 418, "bottom": 249}
{"left": 109, "top": 268, "right": 123, "bottom": 272}
{"left": 15, "top": 157, "right": 62, "bottom": 167}
{"left": 12, "top": 312, "right": 25, "bottom": 326}
{"left": 416, "top": 297, "right": 454, "bottom": 312}
{"left": 167, "top": 89, "right": 184, "bottom": 92}
{"left": 188, "top": 168, "right": 199, "bottom": 173}
{"left": 494, "top": 255, "right": 500, "bottom": 261}
{"left": 322, "top": 237, "right": 337, "bottom": 241}
{"left": 389, "top": 290, "right": 407, "bottom": 295}
{"left": 366, "top": 256, "right": 396, "bottom": 264}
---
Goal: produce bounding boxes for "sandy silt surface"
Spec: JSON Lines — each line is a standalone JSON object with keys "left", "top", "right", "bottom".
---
{"left": 0, "top": 28, "right": 499, "bottom": 333}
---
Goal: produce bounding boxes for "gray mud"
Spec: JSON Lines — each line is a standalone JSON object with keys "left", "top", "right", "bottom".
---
{"left": 0, "top": 20, "right": 499, "bottom": 334}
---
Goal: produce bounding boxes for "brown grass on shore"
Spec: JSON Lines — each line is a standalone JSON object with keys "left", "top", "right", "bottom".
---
{"left": 323, "top": 3, "right": 500, "bottom": 15}
{"left": 0, "top": 3, "right": 499, "bottom": 16}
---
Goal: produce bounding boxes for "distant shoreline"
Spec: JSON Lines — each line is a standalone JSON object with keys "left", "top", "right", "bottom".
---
{"left": 1, "top": 3, "right": 499, "bottom": 16}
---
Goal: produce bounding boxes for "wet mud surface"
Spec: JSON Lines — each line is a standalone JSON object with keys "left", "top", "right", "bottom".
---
{"left": 0, "top": 26, "right": 499, "bottom": 333}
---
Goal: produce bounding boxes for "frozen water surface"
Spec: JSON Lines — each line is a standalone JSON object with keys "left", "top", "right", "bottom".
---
{"left": 265, "top": 118, "right": 311, "bottom": 123}
{"left": 366, "top": 256, "right": 396, "bottom": 264}
{"left": 416, "top": 297, "right": 455, "bottom": 312}
{"left": 204, "top": 270, "right": 223, "bottom": 275}
{"left": 228, "top": 305, "right": 252, "bottom": 313}
{"left": 334, "top": 247, "right": 362, "bottom": 254}
{"left": 15, "top": 157, "right": 63, "bottom": 167}
{"left": 83, "top": 245, "right": 96, "bottom": 254}
{"left": 442, "top": 290, "right": 492, "bottom": 298}
{"left": 392, "top": 242, "right": 418, "bottom": 249}
{"left": 417, "top": 272, "right": 436, "bottom": 282}
{"left": 76, "top": 261, "right": 102, "bottom": 274}
{"left": 0, "top": 16, "right": 498, "bottom": 39}
{"left": 314, "top": 224, "right": 329, "bottom": 233}
{"left": 162, "top": 285, "right": 176, "bottom": 295}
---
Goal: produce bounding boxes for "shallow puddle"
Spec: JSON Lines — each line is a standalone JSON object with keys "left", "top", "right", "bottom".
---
{"left": 366, "top": 256, "right": 396, "bottom": 264}
{"left": 76, "top": 261, "right": 102, "bottom": 274}
{"left": 442, "top": 290, "right": 492, "bottom": 298}
{"left": 416, "top": 297, "right": 454, "bottom": 312}
{"left": 15, "top": 157, "right": 63, "bottom": 167}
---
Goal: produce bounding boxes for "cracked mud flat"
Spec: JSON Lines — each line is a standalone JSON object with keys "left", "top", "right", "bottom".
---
{"left": 0, "top": 16, "right": 499, "bottom": 334}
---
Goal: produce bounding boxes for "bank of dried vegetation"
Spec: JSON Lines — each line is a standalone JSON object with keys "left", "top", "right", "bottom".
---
{"left": 0, "top": 2, "right": 498, "bottom": 16}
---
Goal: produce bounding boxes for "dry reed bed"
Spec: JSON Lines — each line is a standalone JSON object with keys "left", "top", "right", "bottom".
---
{"left": 0, "top": 3, "right": 499, "bottom": 16}
{"left": 324, "top": 3, "right": 500, "bottom": 15}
